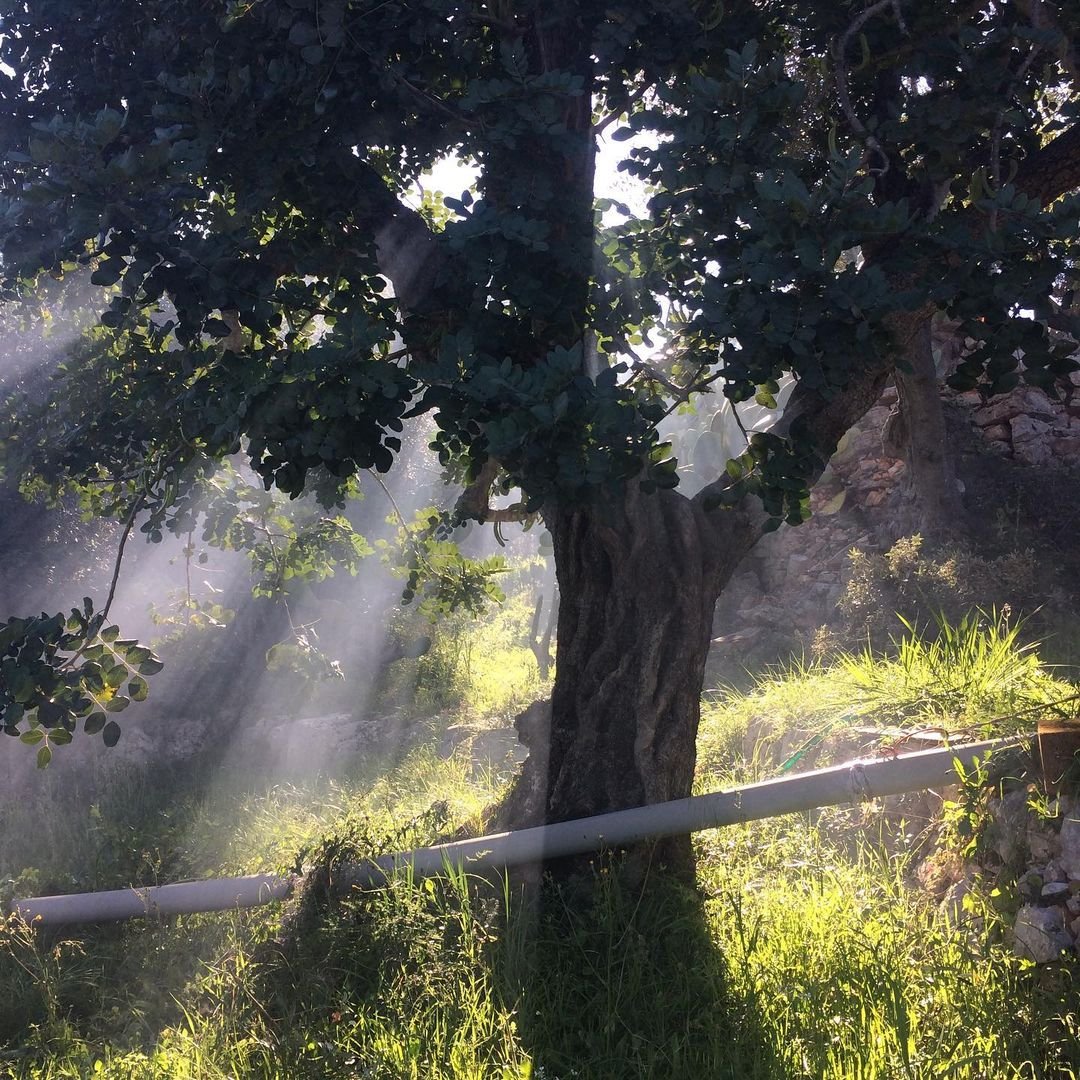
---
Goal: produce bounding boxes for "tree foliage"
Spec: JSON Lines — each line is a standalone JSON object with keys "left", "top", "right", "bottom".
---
{"left": 0, "top": 0, "right": 1077, "bottom": 767}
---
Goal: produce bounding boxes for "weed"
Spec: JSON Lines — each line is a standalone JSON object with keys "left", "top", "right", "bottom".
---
{"left": 2, "top": 619, "right": 1079, "bottom": 1078}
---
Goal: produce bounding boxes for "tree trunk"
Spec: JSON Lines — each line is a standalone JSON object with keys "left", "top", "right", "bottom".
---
{"left": 502, "top": 484, "right": 730, "bottom": 876}
{"left": 495, "top": 315, "right": 901, "bottom": 880}
{"left": 892, "top": 314, "right": 963, "bottom": 537}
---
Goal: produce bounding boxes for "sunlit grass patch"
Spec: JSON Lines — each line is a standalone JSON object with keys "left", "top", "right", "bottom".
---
{"left": 698, "top": 611, "right": 1073, "bottom": 787}
{"left": 416, "top": 585, "right": 550, "bottom": 724}
{"left": 4, "top": 609, "right": 1080, "bottom": 1079}
{"left": 837, "top": 610, "right": 1063, "bottom": 733}
{"left": 696, "top": 814, "right": 1080, "bottom": 1080}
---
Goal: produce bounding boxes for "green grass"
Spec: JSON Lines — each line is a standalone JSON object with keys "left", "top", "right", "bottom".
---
{"left": 2, "top": 616, "right": 1079, "bottom": 1078}
{"left": 697, "top": 611, "right": 1073, "bottom": 785}
{"left": 413, "top": 584, "right": 552, "bottom": 724}
{"left": 698, "top": 815, "right": 1080, "bottom": 1079}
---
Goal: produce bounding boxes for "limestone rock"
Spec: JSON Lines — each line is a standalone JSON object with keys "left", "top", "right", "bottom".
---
{"left": 987, "top": 788, "right": 1032, "bottom": 868}
{"left": 937, "top": 876, "right": 978, "bottom": 929}
{"left": 1010, "top": 416, "right": 1054, "bottom": 466}
{"left": 1013, "top": 905, "right": 1073, "bottom": 963}
{"left": 1027, "top": 822, "right": 1056, "bottom": 863}
{"left": 1041, "top": 881, "right": 1071, "bottom": 902}
{"left": 1059, "top": 812, "right": 1080, "bottom": 880}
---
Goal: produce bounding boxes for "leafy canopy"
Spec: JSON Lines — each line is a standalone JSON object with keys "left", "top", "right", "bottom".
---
{"left": 0, "top": 0, "right": 1077, "bottom": 754}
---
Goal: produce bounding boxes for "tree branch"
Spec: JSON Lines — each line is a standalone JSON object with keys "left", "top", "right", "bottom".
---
{"left": 593, "top": 82, "right": 649, "bottom": 136}
{"left": 832, "top": 0, "right": 909, "bottom": 176}
{"left": 372, "top": 209, "right": 446, "bottom": 317}
{"left": 454, "top": 458, "right": 531, "bottom": 524}
{"left": 1012, "top": 120, "right": 1080, "bottom": 206}
{"left": 1014, "top": 0, "right": 1079, "bottom": 88}
{"left": 100, "top": 496, "right": 142, "bottom": 623}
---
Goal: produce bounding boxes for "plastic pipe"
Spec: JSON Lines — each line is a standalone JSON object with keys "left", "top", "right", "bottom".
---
{"left": 9, "top": 872, "right": 293, "bottom": 924}
{"left": 342, "top": 735, "right": 1019, "bottom": 889}
{"left": 11, "top": 736, "right": 1019, "bottom": 924}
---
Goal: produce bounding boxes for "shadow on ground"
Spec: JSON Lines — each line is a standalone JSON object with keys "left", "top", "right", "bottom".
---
{"left": 490, "top": 860, "right": 780, "bottom": 1080}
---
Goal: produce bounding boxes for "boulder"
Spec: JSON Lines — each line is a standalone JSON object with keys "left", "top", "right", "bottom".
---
{"left": 1059, "top": 812, "right": 1080, "bottom": 880}
{"left": 1012, "top": 905, "right": 1073, "bottom": 963}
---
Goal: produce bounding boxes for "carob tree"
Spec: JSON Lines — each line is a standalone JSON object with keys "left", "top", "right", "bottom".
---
{"left": 0, "top": 0, "right": 1077, "bottom": 868}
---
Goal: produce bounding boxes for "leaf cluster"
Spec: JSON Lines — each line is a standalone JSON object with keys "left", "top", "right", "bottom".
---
{"left": 0, "top": 597, "right": 163, "bottom": 765}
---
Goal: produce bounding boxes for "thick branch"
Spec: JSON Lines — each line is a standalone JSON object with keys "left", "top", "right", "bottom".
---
{"left": 1013, "top": 120, "right": 1080, "bottom": 206}
{"left": 455, "top": 458, "right": 530, "bottom": 524}
{"left": 1014, "top": 0, "right": 1079, "bottom": 88}
{"left": 301, "top": 147, "right": 447, "bottom": 318}
{"left": 690, "top": 310, "right": 913, "bottom": 556}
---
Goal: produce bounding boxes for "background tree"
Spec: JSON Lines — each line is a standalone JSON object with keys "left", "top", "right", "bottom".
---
{"left": 0, "top": 0, "right": 1077, "bottom": 865}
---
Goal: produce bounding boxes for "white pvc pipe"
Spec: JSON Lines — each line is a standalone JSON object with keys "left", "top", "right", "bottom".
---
{"left": 342, "top": 735, "right": 1019, "bottom": 889}
{"left": 10, "top": 872, "right": 294, "bottom": 924}
{"left": 11, "top": 737, "right": 1019, "bottom": 924}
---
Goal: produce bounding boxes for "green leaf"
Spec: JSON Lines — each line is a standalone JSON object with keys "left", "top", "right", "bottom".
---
{"left": 90, "top": 261, "right": 123, "bottom": 287}
{"left": 102, "top": 721, "right": 122, "bottom": 747}
{"left": 84, "top": 712, "right": 107, "bottom": 735}
{"left": 138, "top": 658, "right": 165, "bottom": 676}
{"left": 105, "top": 696, "right": 130, "bottom": 712}
{"left": 19, "top": 729, "right": 44, "bottom": 745}
{"left": 36, "top": 744, "right": 52, "bottom": 769}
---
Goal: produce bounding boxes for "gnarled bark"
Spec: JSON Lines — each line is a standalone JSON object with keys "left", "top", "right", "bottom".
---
{"left": 892, "top": 316, "right": 963, "bottom": 537}
{"left": 502, "top": 484, "right": 730, "bottom": 874}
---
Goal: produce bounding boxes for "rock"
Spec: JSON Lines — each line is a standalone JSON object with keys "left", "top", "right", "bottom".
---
{"left": 246, "top": 711, "right": 408, "bottom": 770}
{"left": 988, "top": 789, "right": 1033, "bottom": 868}
{"left": 1027, "top": 823, "right": 1056, "bottom": 863}
{"left": 439, "top": 725, "right": 524, "bottom": 770}
{"left": 974, "top": 396, "right": 1024, "bottom": 426}
{"left": 1060, "top": 813, "right": 1080, "bottom": 880}
{"left": 1045, "top": 860, "right": 1068, "bottom": 883}
{"left": 982, "top": 422, "right": 1011, "bottom": 443}
{"left": 864, "top": 489, "right": 887, "bottom": 508}
{"left": 787, "top": 554, "right": 810, "bottom": 576}
{"left": 1042, "top": 881, "right": 1071, "bottom": 902}
{"left": 1051, "top": 435, "right": 1080, "bottom": 458}
{"left": 1020, "top": 871, "right": 1044, "bottom": 902}
{"left": 1017, "top": 386, "right": 1058, "bottom": 417}
{"left": 1011, "top": 416, "right": 1055, "bottom": 466}
{"left": 938, "top": 876, "right": 977, "bottom": 929}
{"left": 1013, "top": 905, "right": 1073, "bottom": 963}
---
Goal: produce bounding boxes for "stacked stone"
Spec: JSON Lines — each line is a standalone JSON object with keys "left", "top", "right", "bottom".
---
{"left": 955, "top": 375, "right": 1080, "bottom": 468}
{"left": 937, "top": 789, "right": 1080, "bottom": 963}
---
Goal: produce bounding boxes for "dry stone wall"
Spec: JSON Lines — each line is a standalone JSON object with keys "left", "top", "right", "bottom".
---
{"left": 710, "top": 374, "right": 1080, "bottom": 667}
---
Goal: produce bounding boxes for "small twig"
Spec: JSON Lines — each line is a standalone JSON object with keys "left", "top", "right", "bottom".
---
{"left": 366, "top": 468, "right": 447, "bottom": 575}
{"left": 183, "top": 529, "right": 195, "bottom": 625}
{"left": 656, "top": 372, "right": 721, "bottom": 425}
{"left": 100, "top": 495, "right": 143, "bottom": 624}
{"left": 631, "top": 360, "right": 685, "bottom": 396}
{"left": 369, "top": 469, "right": 413, "bottom": 536}
{"left": 832, "top": 0, "right": 908, "bottom": 176}
{"left": 345, "top": 23, "right": 466, "bottom": 128}
{"left": 59, "top": 493, "right": 145, "bottom": 673}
